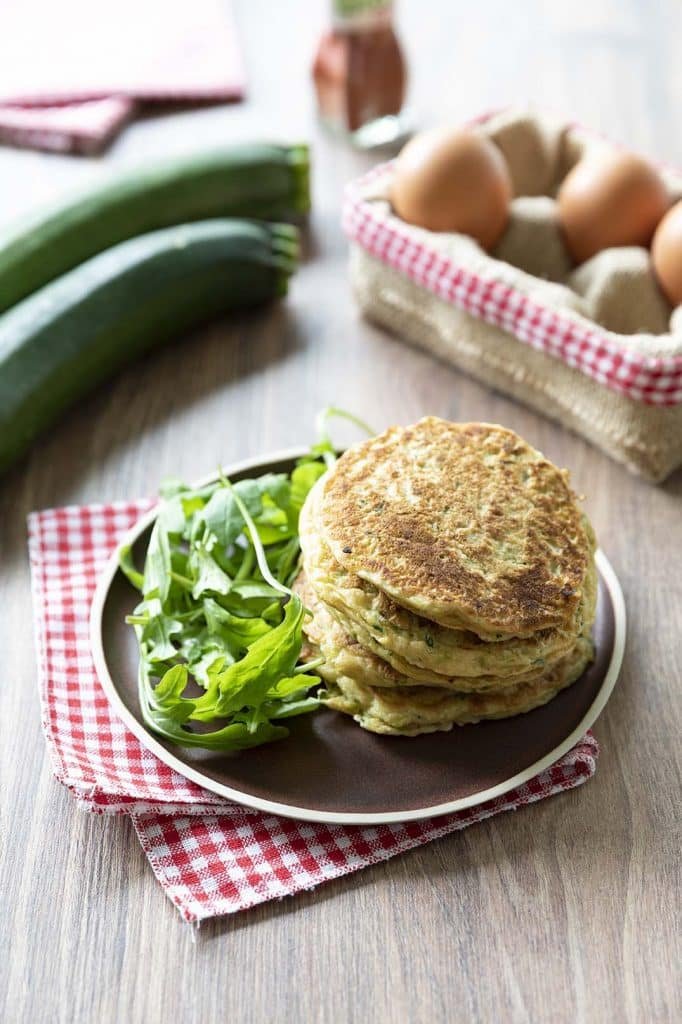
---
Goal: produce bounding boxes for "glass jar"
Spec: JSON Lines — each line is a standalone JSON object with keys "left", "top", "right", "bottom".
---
{"left": 312, "top": 0, "right": 408, "bottom": 148}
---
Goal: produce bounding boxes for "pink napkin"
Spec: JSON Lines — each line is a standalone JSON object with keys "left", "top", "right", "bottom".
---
{"left": 28, "top": 500, "right": 599, "bottom": 924}
{"left": 0, "top": 0, "right": 245, "bottom": 154}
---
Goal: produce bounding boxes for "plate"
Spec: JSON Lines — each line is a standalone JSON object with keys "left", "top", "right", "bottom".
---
{"left": 90, "top": 448, "right": 626, "bottom": 825}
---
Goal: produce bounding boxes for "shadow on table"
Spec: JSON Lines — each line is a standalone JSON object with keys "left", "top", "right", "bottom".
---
{"left": 195, "top": 832, "right": 469, "bottom": 941}
{"left": 660, "top": 463, "right": 682, "bottom": 497}
{"left": 194, "top": 787, "right": 593, "bottom": 942}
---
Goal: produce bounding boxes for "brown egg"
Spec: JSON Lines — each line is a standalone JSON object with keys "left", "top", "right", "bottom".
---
{"left": 557, "top": 149, "right": 669, "bottom": 264}
{"left": 652, "top": 199, "right": 682, "bottom": 307}
{"left": 391, "top": 128, "right": 512, "bottom": 250}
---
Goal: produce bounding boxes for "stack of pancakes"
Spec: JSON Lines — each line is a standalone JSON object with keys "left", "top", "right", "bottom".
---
{"left": 295, "top": 417, "right": 598, "bottom": 736}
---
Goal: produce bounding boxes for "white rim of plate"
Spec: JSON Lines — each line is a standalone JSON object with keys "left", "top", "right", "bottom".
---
{"left": 89, "top": 447, "right": 627, "bottom": 826}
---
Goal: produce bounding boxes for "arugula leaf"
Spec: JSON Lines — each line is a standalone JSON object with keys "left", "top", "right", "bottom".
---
{"left": 141, "top": 606, "right": 183, "bottom": 662}
{"left": 181, "top": 494, "right": 206, "bottom": 524}
{"left": 148, "top": 664, "right": 196, "bottom": 721}
{"left": 266, "top": 674, "right": 319, "bottom": 699}
{"left": 290, "top": 461, "right": 326, "bottom": 518}
{"left": 189, "top": 544, "right": 232, "bottom": 599}
{"left": 159, "top": 496, "right": 188, "bottom": 537}
{"left": 119, "top": 544, "right": 144, "bottom": 592}
{"left": 191, "top": 594, "right": 305, "bottom": 720}
{"left": 191, "top": 648, "right": 231, "bottom": 687}
{"left": 268, "top": 695, "right": 321, "bottom": 718}
{"left": 177, "top": 630, "right": 235, "bottom": 684}
{"left": 203, "top": 598, "right": 271, "bottom": 646}
{"left": 200, "top": 478, "right": 262, "bottom": 548}
{"left": 227, "top": 580, "right": 282, "bottom": 602}
{"left": 258, "top": 472, "right": 291, "bottom": 507}
{"left": 253, "top": 493, "right": 292, "bottom": 545}
{"left": 159, "top": 478, "right": 189, "bottom": 500}
{"left": 142, "top": 520, "right": 172, "bottom": 602}
{"left": 274, "top": 536, "right": 302, "bottom": 586}
{"left": 141, "top": 713, "right": 288, "bottom": 751}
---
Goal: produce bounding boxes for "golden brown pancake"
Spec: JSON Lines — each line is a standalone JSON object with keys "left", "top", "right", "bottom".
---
{"left": 320, "top": 641, "right": 592, "bottom": 735}
{"left": 316, "top": 418, "right": 591, "bottom": 638}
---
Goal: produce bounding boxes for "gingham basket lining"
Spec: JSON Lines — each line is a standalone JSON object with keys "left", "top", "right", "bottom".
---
{"left": 343, "top": 155, "right": 682, "bottom": 406}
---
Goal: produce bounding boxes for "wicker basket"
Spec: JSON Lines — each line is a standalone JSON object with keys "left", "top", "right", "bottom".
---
{"left": 343, "top": 110, "right": 682, "bottom": 482}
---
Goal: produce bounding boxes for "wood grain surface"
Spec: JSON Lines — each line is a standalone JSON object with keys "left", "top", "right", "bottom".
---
{"left": 1, "top": 2, "right": 680, "bottom": 1021}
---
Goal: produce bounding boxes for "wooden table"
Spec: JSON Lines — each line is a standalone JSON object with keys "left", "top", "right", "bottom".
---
{"left": 2, "top": 2, "right": 680, "bottom": 1021}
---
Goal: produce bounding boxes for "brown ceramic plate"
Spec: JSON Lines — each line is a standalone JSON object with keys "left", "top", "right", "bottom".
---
{"left": 90, "top": 449, "right": 626, "bottom": 825}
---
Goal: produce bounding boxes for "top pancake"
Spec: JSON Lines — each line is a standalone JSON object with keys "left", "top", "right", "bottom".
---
{"left": 317, "top": 417, "right": 591, "bottom": 637}
{"left": 300, "top": 477, "right": 597, "bottom": 676}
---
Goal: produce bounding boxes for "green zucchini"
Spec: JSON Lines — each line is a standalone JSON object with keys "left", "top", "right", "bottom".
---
{"left": 0, "top": 219, "right": 298, "bottom": 474}
{"left": 0, "top": 143, "right": 309, "bottom": 314}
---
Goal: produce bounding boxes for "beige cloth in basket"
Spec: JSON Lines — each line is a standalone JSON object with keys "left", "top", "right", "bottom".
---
{"left": 349, "top": 110, "right": 682, "bottom": 482}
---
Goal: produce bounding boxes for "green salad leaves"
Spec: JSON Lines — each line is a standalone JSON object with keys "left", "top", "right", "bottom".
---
{"left": 120, "top": 409, "right": 375, "bottom": 754}
{"left": 120, "top": 452, "right": 331, "bottom": 751}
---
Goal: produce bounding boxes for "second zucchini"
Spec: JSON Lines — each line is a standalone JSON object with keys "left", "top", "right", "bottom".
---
{"left": 0, "top": 219, "right": 299, "bottom": 474}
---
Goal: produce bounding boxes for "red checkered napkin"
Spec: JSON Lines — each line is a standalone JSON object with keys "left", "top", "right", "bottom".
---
{"left": 0, "top": 98, "right": 134, "bottom": 156}
{"left": 0, "top": 0, "right": 245, "bottom": 154}
{"left": 28, "top": 501, "right": 599, "bottom": 924}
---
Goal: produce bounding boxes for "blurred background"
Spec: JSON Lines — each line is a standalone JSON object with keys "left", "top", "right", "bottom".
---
{"left": 1, "top": 0, "right": 681, "bottom": 530}
{"left": 1, "top": 0, "right": 680, "bottom": 217}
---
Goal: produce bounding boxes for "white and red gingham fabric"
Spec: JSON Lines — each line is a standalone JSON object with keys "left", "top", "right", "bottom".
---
{"left": 0, "top": 0, "right": 245, "bottom": 155}
{"left": 0, "top": 98, "right": 133, "bottom": 156}
{"left": 28, "top": 500, "right": 600, "bottom": 924}
{"left": 343, "top": 162, "right": 682, "bottom": 407}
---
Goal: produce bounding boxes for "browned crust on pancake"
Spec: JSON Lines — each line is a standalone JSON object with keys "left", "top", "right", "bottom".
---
{"left": 300, "top": 481, "right": 596, "bottom": 674}
{"left": 318, "top": 418, "right": 590, "bottom": 636}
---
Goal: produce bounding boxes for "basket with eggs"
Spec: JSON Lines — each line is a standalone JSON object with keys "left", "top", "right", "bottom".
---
{"left": 343, "top": 109, "right": 682, "bottom": 481}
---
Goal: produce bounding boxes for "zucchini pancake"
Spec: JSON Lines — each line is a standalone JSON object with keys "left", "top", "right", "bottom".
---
{"left": 298, "top": 417, "right": 598, "bottom": 736}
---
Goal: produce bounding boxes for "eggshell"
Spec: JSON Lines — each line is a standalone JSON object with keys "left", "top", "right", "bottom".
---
{"left": 557, "top": 149, "right": 669, "bottom": 264}
{"left": 391, "top": 128, "right": 512, "bottom": 250}
{"left": 651, "top": 199, "right": 682, "bottom": 306}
